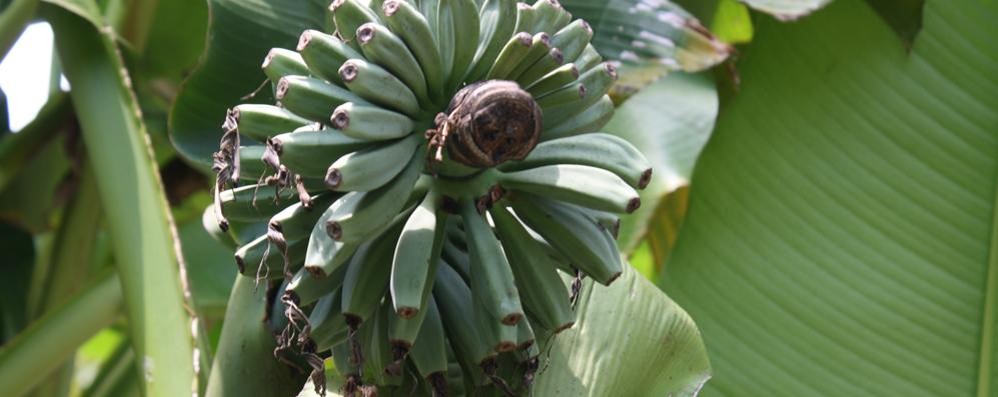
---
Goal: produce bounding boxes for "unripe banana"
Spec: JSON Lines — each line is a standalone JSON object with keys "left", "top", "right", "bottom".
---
{"left": 540, "top": 63, "right": 617, "bottom": 127}
{"left": 440, "top": 236, "right": 471, "bottom": 282}
{"left": 230, "top": 104, "right": 310, "bottom": 142}
{"left": 490, "top": 205, "right": 575, "bottom": 332}
{"left": 217, "top": 183, "right": 293, "bottom": 222}
{"left": 516, "top": 316, "right": 536, "bottom": 350}
{"left": 331, "top": 102, "right": 414, "bottom": 141}
{"left": 406, "top": 296, "right": 449, "bottom": 392}
{"left": 235, "top": 145, "right": 268, "bottom": 182}
{"left": 381, "top": 0, "right": 445, "bottom": 102}
{"left": 339, "top": 59, "right": 421, "bottom": 116}
{"left": 268, "top": 193, "right": 338, "bottom": 242}
{"left": 285, "top": 262, "right": 348, "bottom": 307}
{"left": 515, "top": 47, "right": 564, "bottom": 88}
{"left": 325, "top": 134, "right": 422, "bottom": 192}
{"left": 340, "top": 222, "right": 401, "bottom": 326}
{"left": 513, "top": 2, "right": 535, "bottom": 33}
{"left": 530, "top": 0, "right": 570, "bottom": 34}
{"left": 367, "top": 302, "right": 404, "bottom": 386}
{"left": 505, "top": 32, "right": 552, "bottom": 81}
{"left": 466, "top": 0, "right": 517, "bottom": 82}
{"left": 437, "top": 0, "right": 480, "bottom": 91}
{"left": 501, "top": 132, "right": 653, "bottom": 189}
{"left": 460, "top": 200, "right": 524, "bottom": 325}
{"left": 549, "top": 19, "right": 593, "bottom": 63}
{"left": 499, "top": 164, "right": 641, "bottom": 214}
{"left": 303, "top": 207, "right": 362, "bottom": 278}
{"left": 390, "top": 190, "right": 446, "bottom": 318}
{"left": 356, "top": 22, "right": 431, "bottom": 105}
{"left": 433, "top": 263, "right": 496, "bottom": 370}
{"left": 486, "top": 32, "right": 533, "bottom": 80}
{"left": 309, "top": 288, "right": 349, "bottom": 351}
{"left": 297, "top": 29, "right": 364, "bottom": 86}
{"left": 511, "top": 194, "right": 623, "bottom": 285}
{"left": 268, "top": 129, "right": 369, "bottom": 178}
{"left": 524, "top": 62, "right": 578, "bottom": 96}
{"left": 330, "top": 0, "right": 381, "bottom": 51}
{"left": 573, "top": 43, "right": 602, "bottom": 71}
{"left": 542, "top": 94, "right": 614, "bottom": 140}
{"left": 262, "top": 48, "right": 310, "bottom": 83}
{"left": 324, "top": 152, "right": 425, "bottom": 243}
{"left": 234, "top": 233, "right": 307, "bottom": 279}
{"left": 275, "top": 76, "right": 368, "bottom": 123}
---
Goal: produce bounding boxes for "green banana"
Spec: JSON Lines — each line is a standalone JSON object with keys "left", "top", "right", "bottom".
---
{"left": 501, "top": 132, "right": 653, "bottom": 189}
{"left": 268, "top": 193, "right": 338, "bottom": 243}
{"left": 511, "top": 194, "right": 623, "bottom": 285}
{"left": 269, "top": 129, "right": 369, "bottom": 178}
{"left": 356, "top": 22, "right": 430, "bottom": 104}
{"left": 433, "top": 263, "right": 495, "bottom": 371}
{"left": 230, "top": 104, "right": 310, "bottom": 142}
{"left": 236, "top": 145, "right": 268, "bottom": 182}
{"left": 515, "top": 317, "right": 535, "bottom": 350}
{"left": 573, "top": 43, "right": 602, "bottom": 71}
{"left": 262, "top": 48, "right": 310, "bottom": 83}
{"left": 504, "top": 32, "right": 552, "bottom": 81}
{"left": 367, "top": 301, "right": 403, "bottom": 386}
{"left": 217, "top": 183, "right": 294, "bottom": 222}
{"left": 485, "top": 32, "right": 533, "bottom": 80}
{"left": 535, "top": 79, "right": 584, "bottom": 108}
{"left": 540, "top": 63, "right": 617, "bottom": 128}
{"left": 571, "top": 203, "right": 622, "bottom": 238}
{"left": 524, "top": 62, "right": 577, "bottom": 96}
{"left": 308, "top": 288, "right": 349, "bottom": 351}
{"left": 406, "top": 296, "right": 449, "bottom": 394}
{"left": 296, "top": 29, "right": 364, "bottom": 86}
{"left": 234, "top": 233, "right": 307, "bottom": 279}
{"left": 542, "top": 94, "right": 614, "bottom": 140}
{"left": 275, "top": 75, "right": 368, "bottom": 122}
{"left": 325, "top": 134, "right": 422, "bottom": 192}
{"left": 474, "top": 296, "right": 518, "bottom": 353}
{"left": 303, "top": 204, "right": 362, "bottom": 278}
{"left": 331, "top": 102, "right": 414, "bottom": 141}
{"left": 549, "top": 19, "right": 593, "bottom": 63}
{"left": 390, "top": 190, "right": 446, "bottom": 318}
{"left": 325, "top": 152, "right": 425, "bottom": 244}
{"left": 330, "top": 0, "right": 381, "bottom": 51}
{"left": 500, "top": 164, "right": 640, "bottom": 214}
{"left": 437, "top": 0, "right": 480, "bottom": 91}
{"left": 515, "top": 47, "right": 563, "bottom": 87}
{"left": 460, "top": 200, "right": 523, "bottom": 325}
{"left": 381, "top": 0, "right": 445, "bottom": 102}
{"left": 529, "top": 0, "right": 569, "bottom": 34}
{"left": 341, "top": 222, "right": 402, "bottom": 326}
{"left": 490, "top": 205, "right": 575, "bottom": 332}
{"left": 339, "top": 59, "right": 421, "bottom": 116}
{"left": 513, "top": 2, "right": 534, "bottom": 33}
{"left": 285, "top": 261, "right": 348, "bottom": 307}
{"left": 466, "top": 0, "right": 517, "bottom": 82}
{"left": 440, "top": 236, "right": 471, "bottom": 282}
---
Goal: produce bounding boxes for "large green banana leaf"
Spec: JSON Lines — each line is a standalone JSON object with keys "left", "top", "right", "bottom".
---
{"left": 660, "top": 0, "right": 998, "bottom": 395}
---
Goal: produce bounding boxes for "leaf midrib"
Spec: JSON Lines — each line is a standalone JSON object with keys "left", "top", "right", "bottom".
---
{"left": 976, "top": 176, "right": 998, "bottom": 397}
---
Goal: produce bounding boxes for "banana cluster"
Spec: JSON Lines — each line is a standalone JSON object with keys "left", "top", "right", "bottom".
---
{"left": 209, "top": 0, "right": 652, "bottom": 395}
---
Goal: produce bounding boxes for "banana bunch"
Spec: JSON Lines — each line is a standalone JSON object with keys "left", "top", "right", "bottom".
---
{"left": 209, "top": 0, "right": 652, "bottom": 395}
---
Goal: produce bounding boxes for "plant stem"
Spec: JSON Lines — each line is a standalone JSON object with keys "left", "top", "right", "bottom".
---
{"left": 46, "top": 4, "right": 197, "bottom": 395}
{"left": 0, "top": 271, "right": 122, "bottom": 397}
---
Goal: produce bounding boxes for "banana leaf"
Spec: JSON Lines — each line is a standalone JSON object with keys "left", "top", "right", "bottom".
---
{"left": 660, "top": 0, "right": 998, "bottom": 395}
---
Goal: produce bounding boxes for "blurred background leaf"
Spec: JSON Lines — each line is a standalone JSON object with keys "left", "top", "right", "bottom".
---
{"left": 660, "top": 1, "right": 998, "bottom": 395}
{"left": 170, "top": 0, "right": 327, "bottom": 170}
